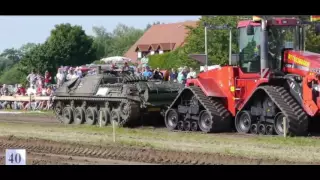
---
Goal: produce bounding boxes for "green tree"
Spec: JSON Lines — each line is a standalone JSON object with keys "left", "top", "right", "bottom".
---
{"left": 19, "top": 23, "right": 96, "bottom": 75}
{"left": 0, "top": 48, "right": 22, "bottom": 63}
{"left": 149, "top": 16, "right": 239, "bottom": 69}
{"left": 91, "top": 24, "right": 145, "bottom": 60}
{"left": 19, "top": 43, "right": 37, "bottom": 55}
{"left": 305, "top": 18, "right": 320, "bottom": 53}
{"left": 183, "top": 16, "right": 239, "bottom": 65}
{"left": 0, "top": 64, "right": 26, "bottom": 84}
{"left": 92, "top": 26, "right": 113, "bottom": 59}
{"left": 0, "top": 48, "right": 24, "bottom": 72}
{"left": 19, "top": 43, "right": 50, "bottom": 74}
{"left": 145, "top": 21, "right": 162, "bottom": 31}
{"left": 110, "top": 24, "right": 144, "bottom": 56}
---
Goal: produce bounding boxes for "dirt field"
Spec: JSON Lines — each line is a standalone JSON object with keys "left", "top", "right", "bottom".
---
{"left": 0, "top": 111, "right": 320, "bottom": 165}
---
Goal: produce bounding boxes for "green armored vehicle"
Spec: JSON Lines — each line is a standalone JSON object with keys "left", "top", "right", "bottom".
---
{"left": 52, "top": 65, "right": 183, "bottom": 127}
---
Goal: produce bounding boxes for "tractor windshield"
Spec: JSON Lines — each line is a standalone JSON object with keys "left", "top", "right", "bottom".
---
{"left": 267, "top": 25, "right": 299, "bottom": 69}
{"left": 238, "top": 26, "right": 261, "bottom": 73}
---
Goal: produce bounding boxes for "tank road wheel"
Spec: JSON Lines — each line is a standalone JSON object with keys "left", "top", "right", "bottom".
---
{"left": 62, "top": 107, "right": 73, "bottom": 124}
{"left": 85, "top": 107, "right": 98, "bottom": 125}
{"left": 73, "top": 107, "right": 85, "bottom": 125}
{"left": 198, "top": 110, "right": 213, "bottom": 133}
{"left": 184, "top": 121, "right": 191, "bottom": 131}
{"left": 99, "top": 108, "right": 111, "bottom": 126}
{"left": 266, "top": 125, "right": 274, "bottom": 135}
{"left": 250, "top": 124, "right": 258, "bottom": 134}
{"left": 110, "top": 110, "right": 121, "bottom": 126}
{"left": 177, "top": 121, "right": 184, "bottom": 131}
{"left": 274, "top": 112, "right": 288, "bottom": 136}
{"left": 235, "top": 111, "right": 252, "bottom": 134}
{"left": 54, "top": 101, "right": 64, "bottom": 122}
{"left": 258, "top": 124, "right": 266, "bottom": 135}
{"left": 191, "top": 121, "right": 198, "bottom": 132}
{"left": 165, "top": 109, "right": 179, "bottom": 131}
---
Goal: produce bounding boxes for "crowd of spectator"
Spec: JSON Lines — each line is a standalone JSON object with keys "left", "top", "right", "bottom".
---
{"left": 134, "top": 65, "right": 197, "bottom": 85}
{"left": 0, "top": 69, "right": 55, "bottom": 110}
{"left": 56, "top": 66, "right": 86, "bottom": 87}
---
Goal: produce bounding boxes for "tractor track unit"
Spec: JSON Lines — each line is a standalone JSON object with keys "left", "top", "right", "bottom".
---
{"left": 164, "top": 16, "right": 320, "bottom": 137}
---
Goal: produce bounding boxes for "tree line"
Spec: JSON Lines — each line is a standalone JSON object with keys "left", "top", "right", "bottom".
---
{"left": 0, "top": 22, "right": 157, "bottom": 85}
{"left": 1, "top": 16, "right": 320, "bottom": 85}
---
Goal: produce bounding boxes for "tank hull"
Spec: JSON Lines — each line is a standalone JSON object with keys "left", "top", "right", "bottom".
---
{"left": 52, "top": 73, "right": 182, "bottom": 127}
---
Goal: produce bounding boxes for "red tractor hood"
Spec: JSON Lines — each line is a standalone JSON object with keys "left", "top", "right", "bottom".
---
{"left": 285, "top": 50, "right": 320, "bottom": 75}
{"left": 289, "top": 51, "right": 320, "bottom": 64}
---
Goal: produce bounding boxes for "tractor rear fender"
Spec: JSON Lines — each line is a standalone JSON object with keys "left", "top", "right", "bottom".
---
{"left": 237, "top": 87, "right": 267, "bottom": 113}
{"left": 186, "top": 78, "right": 226, "bottom": 98}
{"left": 167, "top": 79, "right": 227, "bottom": 111}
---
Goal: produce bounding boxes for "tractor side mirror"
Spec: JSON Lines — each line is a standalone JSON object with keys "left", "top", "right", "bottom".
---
{"left": 247, "top": 25, "right": 254, "bottom": 36}
{"left": 315, "top": 23, "right": 320, "bottom": 36}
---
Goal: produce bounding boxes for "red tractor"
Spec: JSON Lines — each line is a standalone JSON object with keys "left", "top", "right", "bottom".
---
{"left": 164, "top": 16, "right": 320, "bottom": 136}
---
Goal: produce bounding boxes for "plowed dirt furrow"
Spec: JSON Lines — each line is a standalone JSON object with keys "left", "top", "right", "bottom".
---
{"left": 0, "top": 136, "right": 311, "bottom": 165}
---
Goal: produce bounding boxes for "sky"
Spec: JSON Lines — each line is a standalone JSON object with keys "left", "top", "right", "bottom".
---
{"left": 0, "top": 16, "right": 200, "bottom": 52}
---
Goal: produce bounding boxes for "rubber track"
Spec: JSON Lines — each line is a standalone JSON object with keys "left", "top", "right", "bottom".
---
{"left": 258, "top": 85, "right": 308, "bottom": 136}
{"left": 168, "top": 86, "right": 231, "bottom": 132}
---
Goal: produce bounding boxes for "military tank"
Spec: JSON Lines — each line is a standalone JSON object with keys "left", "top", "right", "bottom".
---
{"left": 52, "top": 65, "right": 183, "bottom": 127}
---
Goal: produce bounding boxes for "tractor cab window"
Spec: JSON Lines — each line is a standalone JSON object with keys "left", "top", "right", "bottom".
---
{"left": 267, "top": 26, "right": 299, "bottom": 70}
{"left": 238, "top": 26, "right": 261, "bottom": 73}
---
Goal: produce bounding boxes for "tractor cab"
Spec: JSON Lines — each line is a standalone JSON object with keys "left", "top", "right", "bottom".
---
{"left": 237, "top": 17, "right": 306, "bottom": 75}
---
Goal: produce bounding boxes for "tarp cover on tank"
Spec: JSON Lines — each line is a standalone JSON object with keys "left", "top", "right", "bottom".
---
{"left": 135, "top": 81, "right": 183, "bottom": 94}
{"left": 70, "top": 75, "right": 104, "bottom": 96}
{"left": 54, "top": 75, "right": 104, "bottom": 97}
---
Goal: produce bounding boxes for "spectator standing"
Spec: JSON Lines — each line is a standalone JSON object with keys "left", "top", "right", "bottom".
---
{"left": 56, "top": 68, "right": 65, "bottom": 87}
{"left": 153, "top": 67, "right": 163, "bottom": 80}
{"left": 44, "top": 70, "right": 52, "bottom": 87}
{"left": 1, "top": 84, "right": 9, "bottom": 96}
{"left": 169, "top": 68, "right": 178, "bottom": 82}
{"left": 142, "top": 66, "right": 153, "bottom": 79}
{"left": 76, "top": 67, "right": 83, "bottom": 78}
{"left": 27, "top": 85, "right": 36, "bottom": 96}
{"left": 26, "top": 70, "right": 37, "bottom": 87}
{"left": 16, "top": 84, "right": 26, "bottom": 96}
{"left": 36, "top": 72, "right": 43, "bottom": 88}
{"left": 177, "top": 67, "right": 185, "bottom": 84}
{"left": 13, "top": 84, "right": 25, "bottom": 110}
{"left": 134, "top": 67, "right": 142, "bottom": 77}
{"left": 187, "top": 68, "right": 197, "bottom": 79}
{"left": 66, "top": 68, "right": 78, "bottom": 81}
{"left": 0, "top": 84, "right": 9, "bottom": 109}
{"left": 13, "top": 84, "right": 19, "bottom": 94}
{"left": 122, "top": 62, "right": 130, "bottom": 71}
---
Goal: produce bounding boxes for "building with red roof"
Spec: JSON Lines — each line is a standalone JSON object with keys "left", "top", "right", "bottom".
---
{"left": 124, "top": 20, "right": 198, "bottom": 63}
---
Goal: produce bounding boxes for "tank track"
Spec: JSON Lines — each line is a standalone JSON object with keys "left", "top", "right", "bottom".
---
{"left": 118, "top": 99, "right": 140, "bottom": 127}
{"left": 53, "top": 99, "right": 141, "bottom": 127}
{"left": 167, "top": 86, "right": 231, "bottom": 133}
{"left": 258, "top": 85, "right": 309, "bottom": 136}
{"left": 53, "top": 101, "right": 64, "bottom": 123}
{"left": 123, "top": 75, "right": 148, "bottom": 83}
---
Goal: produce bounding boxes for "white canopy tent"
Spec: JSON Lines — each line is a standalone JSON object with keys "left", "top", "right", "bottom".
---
{"left": 100, "top": 56, "right": 131, "bottom": 64}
